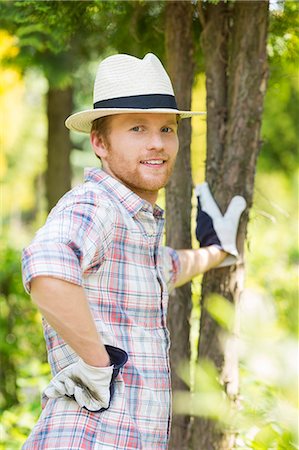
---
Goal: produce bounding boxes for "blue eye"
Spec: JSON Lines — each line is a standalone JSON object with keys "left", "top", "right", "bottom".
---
{"left": 162, "top": 127, "right": 172, "bottom": 133}
{"left": 131, "top": 126, "right": 142, "bottom": 132}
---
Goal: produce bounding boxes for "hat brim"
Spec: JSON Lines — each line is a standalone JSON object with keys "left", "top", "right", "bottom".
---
{"left": 65, "top": 108, "right": 206, "bottom": 133}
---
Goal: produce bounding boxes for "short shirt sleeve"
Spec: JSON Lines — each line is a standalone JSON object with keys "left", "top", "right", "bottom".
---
{"left": 158, "top": 246, "right": 181, "bottom": 293}
{"left": 22, "top": 189, "right": 114, "bottom": 294}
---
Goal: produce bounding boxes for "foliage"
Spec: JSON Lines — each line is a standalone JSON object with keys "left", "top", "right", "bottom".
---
{"left": 260, "top": 62, "right": 299, "bottom": 174}
{"left": 175, "top": 288, "right": 298, "bottom": 449}
{"left": 0, "top": 360, "right": 50, "bottom": 450}
{"left": 0, "top": 1, "right": 109, "bottom": 83}
{"left": 0, "top": 241, "right": 50, "bottom": 448}
{"left": 0, "top": 32, "right": 47, "bottom": 235}
{"left": 0, "top": 30, "right": 23, "bottom": 185}
{"left": 0, "top": 243, "right": 48, "bottom": 412}
{"left": 0, "top": 1, "right": 165, "bottom": 87}
{"left": 259, "top": 1, "right": 299, "bottom": 174}
{"left": 247, "top": 170, "right": 298, "bottom": 336}
{"left": 268, "top": 1, "right": 299, "bottom": 63}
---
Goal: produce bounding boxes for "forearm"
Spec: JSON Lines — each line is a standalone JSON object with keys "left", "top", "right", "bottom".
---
{"left": 174, "top": 245, "right": 227, "bottom": 288}
{"left": 31, "top": 276, "right": 110, "bottom": 367}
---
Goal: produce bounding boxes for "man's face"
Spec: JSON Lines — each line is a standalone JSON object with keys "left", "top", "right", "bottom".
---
{"left": 91, "top": 113, "right": 179, "bottom": 204}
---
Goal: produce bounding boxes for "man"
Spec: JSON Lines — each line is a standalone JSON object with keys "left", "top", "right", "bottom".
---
{"left": 22, "top": 53, "right": 246, "bottom": 449}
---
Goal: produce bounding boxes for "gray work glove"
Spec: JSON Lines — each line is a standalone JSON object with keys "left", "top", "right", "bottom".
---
{"left": 195, "top": 182, "right": 246, "bottom": 267}
{"left": 44, "top": 345, "right": 128, "bottom": 411}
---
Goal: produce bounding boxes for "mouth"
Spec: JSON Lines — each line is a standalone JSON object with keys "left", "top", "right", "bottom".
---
{"left": 140, "top": 159, "right": 166, "bottom": 167}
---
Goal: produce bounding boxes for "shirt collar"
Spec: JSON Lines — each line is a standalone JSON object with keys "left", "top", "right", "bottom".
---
{"left": 84, "top": 168, "right": 164, "bottom": 219}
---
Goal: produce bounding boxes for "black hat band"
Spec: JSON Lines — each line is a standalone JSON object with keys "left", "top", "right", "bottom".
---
{"left": 94, "top": 94, "right": 178, "bottom": 110}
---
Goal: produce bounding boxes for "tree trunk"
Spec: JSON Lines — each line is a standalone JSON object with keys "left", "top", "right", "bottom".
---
{"left": 192, "top": 2, "right": 269, "bottom": 449}
{"left": 46, "top": 85, "right": 73, "bottom": 212}
{"left": 165, "top": 2, "right": 195, "bottom": 449}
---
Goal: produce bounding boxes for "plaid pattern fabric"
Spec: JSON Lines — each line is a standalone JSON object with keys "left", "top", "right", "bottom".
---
{"left": 22, "top": 168, "right": 181, "bottom": 450}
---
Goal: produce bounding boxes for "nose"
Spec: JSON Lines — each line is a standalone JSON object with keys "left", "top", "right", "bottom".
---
{"left": 146, "top": 131, "right": 164, "bottom": 151}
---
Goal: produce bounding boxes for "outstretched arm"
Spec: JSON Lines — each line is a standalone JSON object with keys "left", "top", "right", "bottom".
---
{"left": 175, "top": 245, "right": 228, "bottom": 288}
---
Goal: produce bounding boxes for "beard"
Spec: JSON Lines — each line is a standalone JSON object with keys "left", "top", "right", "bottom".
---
{"left": 105, "top": 155, "right": 176, "bottom": 195}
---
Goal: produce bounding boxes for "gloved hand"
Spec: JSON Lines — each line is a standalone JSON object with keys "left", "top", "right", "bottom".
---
{"left": 195, "top": 182, "right": 246, "bottom": 266}
{"left": 44, "top": 345, "right": 128, "bottom": 412}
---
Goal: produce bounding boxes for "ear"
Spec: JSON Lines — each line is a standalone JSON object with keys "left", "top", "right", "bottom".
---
{"left": 90, "top": 131, "right": 109, "bottom": 159}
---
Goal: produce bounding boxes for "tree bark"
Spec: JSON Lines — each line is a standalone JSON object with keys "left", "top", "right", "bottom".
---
{"left": 46, "top": 85, "right": 73, "bottom": 212}
{"left": 165, "top": 2, "right": 195, "bottom": 449}
{"left": 192, "top": 2, "right": 269, "bottom": 449}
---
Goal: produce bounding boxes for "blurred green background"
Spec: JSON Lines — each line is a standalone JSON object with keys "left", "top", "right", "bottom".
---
{"left": 0, "top": 2, "right": 298, "bottom": 449}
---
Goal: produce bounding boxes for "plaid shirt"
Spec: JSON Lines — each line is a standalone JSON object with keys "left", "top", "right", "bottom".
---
{"left": 22, "top": 168, "right": 181, "bottom": 450}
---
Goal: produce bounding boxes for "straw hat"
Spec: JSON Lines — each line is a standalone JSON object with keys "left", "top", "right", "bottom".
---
{"left": 65, "top": 53, "right": 205, "bottom": 133}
